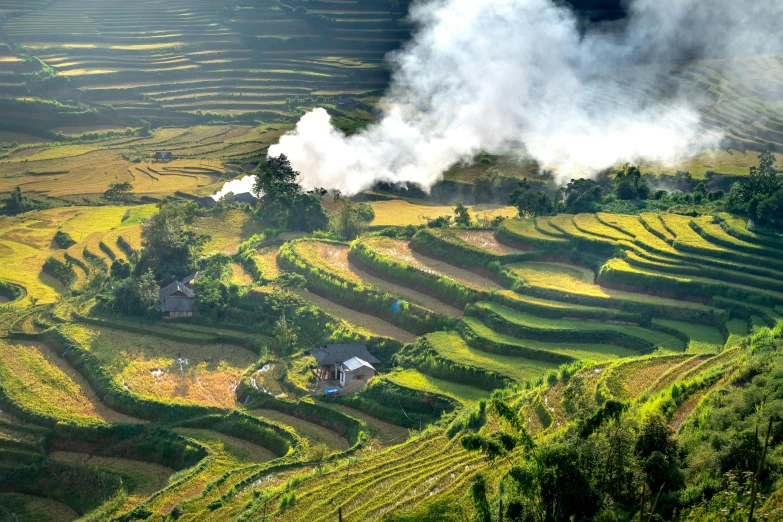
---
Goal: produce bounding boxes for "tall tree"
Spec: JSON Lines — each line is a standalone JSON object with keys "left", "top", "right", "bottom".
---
{"left": 137, "top": 202, "right": 208, "bottom": 281}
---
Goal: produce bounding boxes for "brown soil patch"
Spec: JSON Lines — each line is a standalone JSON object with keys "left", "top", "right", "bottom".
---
{"left": 453, "top": 230, "right": 525, "bottom": 255}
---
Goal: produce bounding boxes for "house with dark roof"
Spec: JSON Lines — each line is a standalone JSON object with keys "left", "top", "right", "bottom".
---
{"left": 234, "top": 192, "right": 258, "bottom": 204}
{"left": 311, "top": 344, "right": 380, "bottom": 386}
{"left": 196, "top": 196, "right": 216, "bottom": 209}
{"left": 154, "top": 151, "right": 173, "bottom": 162}
{"left": 158, "top": 273, "right": 199, "bottom": 318}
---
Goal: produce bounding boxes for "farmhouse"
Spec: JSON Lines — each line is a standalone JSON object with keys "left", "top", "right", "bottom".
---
{"left": 154, "top": 151, "right": 173, "bottom": 162}
{"left": 311, "top": 344, "right": 380, "bottom": 387}
{"left": 234, "top": 192, "right": 258, "bottom": 204}
{"left": 196, "top": 196, "right": 217, "bottom": 209}
{"left": 158, "top": 273, "right": 199, "bottom": 318}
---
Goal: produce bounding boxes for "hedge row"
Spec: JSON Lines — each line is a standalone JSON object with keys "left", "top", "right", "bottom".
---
{"left": 0, "top": 460, "right": 125, "bottom": 516}
{"left": 410, "top": 228, "right": 540, "bottom": 269}
{"left": 349, "top": 239, "right": 479, "bottom": 307}
{"left": 53, "top": 230, "right": 76, "bottom": 249}
{"left": 709, "top": 296, "right": 779, "bottom": 327}
{"left": 496, "top": 219, "right": 569, "bottom": 251}
{"left": 336, "top": 376, "right": 460, "bottom": 429}
{"left": 394, "top": 336, "right": 512, "bottom": 391}
{"left": 98, "top": 240, "right": 116, "bottom": 261}
{"left": 502, "top": 259, "right": 726, "bottom": 326}
{"left": 464, "top": 303, "right": 655, "bottom": 353}
{"left": 115, "top": 236, "right": 135, "bottom": 258}
{"left": 0, "top": 280, "right": 24, "bottom": 303}
{"left": 457, "top": 319, "right": 575, "bottom": 364}
{"left": 279, "top": 240, "right": 455, "bottom": 335}
{"left": 43, "top": 255, "right": 77, "bottom": 287}
{"left": 171, "top": 411, "right": 294, "bottom": 457}
{"left": 74, "top": 314, "right": 268, "bottom": 355}
{"left": 689, "top": 219, "right": 783, "bottom": 261}
{"left": 13, "top": 328, "right": 220, "bottom": 423}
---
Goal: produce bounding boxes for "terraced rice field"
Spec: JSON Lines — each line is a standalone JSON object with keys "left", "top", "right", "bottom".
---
{"left": 385, "top": 369, "right": 488, "bottom": 406}
{"left": 304, "top": 241, "right": 463, "bottom": 316}
{"left": 427, "top": 331, "right": 557, "bottom": 383}
{"left": 0, "top": 340, "right": 138, "bottom": 425}
{"left": 292, "top": 288, "right": 417, "bottom": 343}
{"left": 0, "top": 205, "right": 154, "bottom": 303}
{"left": 0, "top": 493, "right": 79, "bottom": 522}
{"left": 81, "top": 326, "right": 258, "bottom": 408}
{"left": 250, "top": 409, "right": 350, "bottom": 452}
{"left": 361, "top": 236, "right": 498, "bottom": 291}
{"left": 369, "top": 200, "right": 516, "bottom": 227}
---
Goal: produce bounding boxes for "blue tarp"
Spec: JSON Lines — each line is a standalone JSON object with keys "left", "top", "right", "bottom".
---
{"left": 325, "top": 388, "right": 340, "bottom": 396}
{"left": 390, "top": 299, "right": 407, "bottom": 313}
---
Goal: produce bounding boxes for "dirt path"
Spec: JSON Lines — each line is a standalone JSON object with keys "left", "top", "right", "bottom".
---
{"left": 292, "top": 289, "right": 418, "bottom": 343}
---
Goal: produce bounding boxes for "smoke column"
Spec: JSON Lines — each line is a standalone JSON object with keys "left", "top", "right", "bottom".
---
{"left": 267, "top": 0, "right": 783, "bottom": 194}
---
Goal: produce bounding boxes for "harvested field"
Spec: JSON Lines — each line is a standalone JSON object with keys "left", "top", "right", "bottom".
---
{"left": 311, "top": 242, "right": 464, "bottom": 316}
{"left": 323, "top": 404, "right": 410, "bottom": 446}
{"left": 84, "top": 327, "right": 257, "bottom": 409}
{"left": 364, "top": 237, "right": 497, "bottom": 291}
{"left": 369, "top": 200, "right": 516, "bottom": 227}
{"left": 452, "top": 230, "right": 525, "bottom": 254}
{"left": 292, "top": 288, "right": 417, "bottom": 343}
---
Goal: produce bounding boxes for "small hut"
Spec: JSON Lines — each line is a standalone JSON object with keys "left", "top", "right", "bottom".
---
{"left": 154, "top": 151, "right": 173, "bottom": 162}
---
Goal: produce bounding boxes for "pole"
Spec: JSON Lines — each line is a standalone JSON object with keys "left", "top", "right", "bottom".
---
{"left": 648, "top": 483, "right": 664, "bottom": 522}
{"left": 338, "top": 506, "right": 343, "bottom": 522}
{"left": 748, "top": 417, "right": 774, "bottom": 522}
{"left": 498, "top": 498, "right": 503, "bottom": 522}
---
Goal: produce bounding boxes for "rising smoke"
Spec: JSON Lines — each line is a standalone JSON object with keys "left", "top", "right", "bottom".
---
{"left": 262, "top": 0, "right": 782, "bottom": 194}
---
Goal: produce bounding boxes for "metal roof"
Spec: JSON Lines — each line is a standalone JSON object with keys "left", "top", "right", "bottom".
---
{"left": 341, "top": 356, "right": 376, "bottom": 372}
{"left": 311, "top": 344, "right": 380, "bottom": 366}
{"left": 160, "top": 281, "right": 195, "bottom": 298}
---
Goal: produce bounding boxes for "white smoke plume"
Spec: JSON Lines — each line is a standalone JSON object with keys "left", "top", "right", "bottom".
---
{"left": 269, "top": 0, "right": 783, "bottom": 194}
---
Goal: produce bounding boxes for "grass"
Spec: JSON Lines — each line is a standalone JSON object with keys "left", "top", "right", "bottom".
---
{"left": 82, "top": 326, "right": 258, "bottom": 409}
{"left": 196, "top": 209, "right": 265, "bottom": 254}
{"left": 0, "top": 493, "right": 79, "bottom": 522}
{"left": 385, "top": 369, "right": 489, "bottom": 406}
{"left": 250, "top": 409, "right": 350, "bottom": 452}
{"left": 0, "top": 340, "right": 138, "bottom": 425}
{"left": 426, "top": 331, "right": 557, "bottom": 383}
{"left": 50, "top": 451, "right": 175, "bottom": 516}
{"left": 652, "top": 319, "right": 725, "bottom": 354}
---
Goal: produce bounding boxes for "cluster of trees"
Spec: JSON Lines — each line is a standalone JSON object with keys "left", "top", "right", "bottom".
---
{"left": 99, "top": 202, "right": 216, "bottom": 319}
{"left": 727, "top": 151, "right": 782, "bottom": 228}
{"left": 253, "top": 154, "right": 329, "bottom": 232}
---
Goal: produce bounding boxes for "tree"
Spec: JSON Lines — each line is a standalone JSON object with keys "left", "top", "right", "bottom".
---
{"left": 2, "top": 186, "right": 28, "bottom": 214}
{"left": 737, "top": 151, "right": 779, "bottom": 208}
{"left": 137, "top": 202, "right": 208, "bottom": 281}
{"left": 273, "top": 311, "right": 298, "bottom": 356}
{"left": 614, "top": 165, "right": 650, "bottom": 201}
{"left": 564, "top": 178, "right": 602, "bottom": 213}
{"left": 453, "top": 202, "right": 471, "bottom": 227}
{"left": 254, "top": 154, "right": 328, "bottom": 232}
{"left": 331, "top": 201, "right": 374, "bottom": 240}
{"left": 110, "top": 259, "right": 131, "bottom": 279}
{"left": 104, "top": 269, "right": 159, "bottom": 318}
{"left": 468, "top": 474, "right": 492, "bottom": 522}
{"left": 104, "top": 182, "right": 133, "bottom": 203}
{"left": 757, "top": 190, "right": 783, "bottom": 227}
{"left": 509, "top": 181, "right": 553, "bottom": 218}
